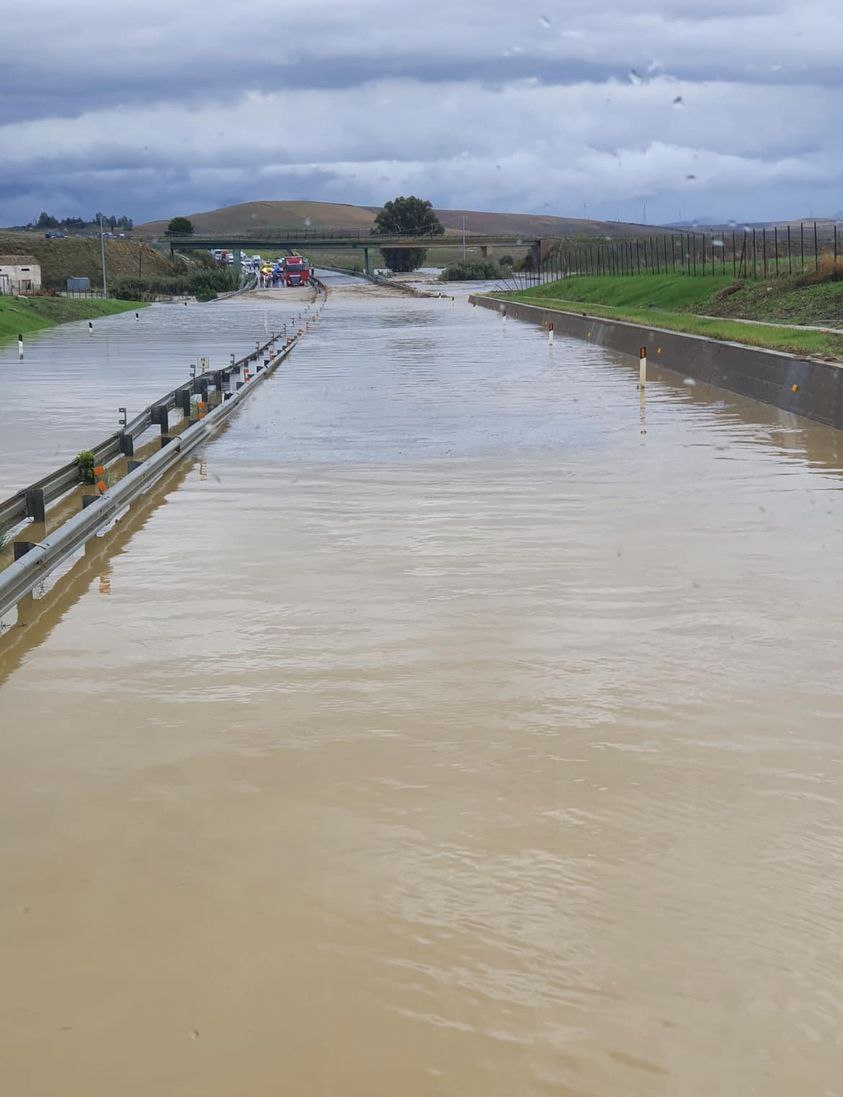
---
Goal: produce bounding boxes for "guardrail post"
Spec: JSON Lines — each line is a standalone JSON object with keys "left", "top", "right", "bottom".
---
{"left": 127, "top": 461, "right": 142, "bottom": 472}
{"left": 82, "top": 495, "right": 98, "bottom": 509}
{"left": 13, "top": 541, "right": 35, "bottom": 561}
{"left": 178, "top": 387, "right": 192, "bottom": 417}
{"left": 150, "top": 403, "right": 169, "bottom": 434}
{"left": 25, "top": 487, "right": 46, "bottom": 524}
{"left": 119, "top": 431, "right": 134, "bottom": 457}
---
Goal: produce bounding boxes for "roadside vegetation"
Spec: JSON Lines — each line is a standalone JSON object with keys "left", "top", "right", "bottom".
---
{"left": 0, "top": 295, "right": 145, "bottom": 343}
{"left": 500, "top": 270, "right": 843, "bottom": 359}
{"left": 112, "top": 264, "right": 241, "bottom": 302}
{"left": 440, "top": 258, "right": 514, "bottom": 281}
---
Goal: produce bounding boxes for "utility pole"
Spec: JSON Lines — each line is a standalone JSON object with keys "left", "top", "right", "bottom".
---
{"left": 99, "top": 213, "right": 108, "bottom": 298}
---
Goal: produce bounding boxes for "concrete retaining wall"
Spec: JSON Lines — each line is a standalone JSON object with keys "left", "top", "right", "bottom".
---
{"left": 470, "top": 295, "right": 843, "bottom": 430}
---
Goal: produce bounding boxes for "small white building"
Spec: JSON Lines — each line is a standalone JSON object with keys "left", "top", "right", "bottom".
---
{"left": 0, "top": 256, "right": 42, "bottom": 295}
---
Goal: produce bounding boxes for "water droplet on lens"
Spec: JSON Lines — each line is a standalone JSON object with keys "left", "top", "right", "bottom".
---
{"left": 673, "top": 95, "right": 684, "bottom": 108}
{"left": 628, "top": 68, "right": 643, "bottom": 85}
{"left": 686, "top": 174, "right": 697, "bottom": 180}
{"left": 539, "top": 13, "right": 552, "bottom": 27}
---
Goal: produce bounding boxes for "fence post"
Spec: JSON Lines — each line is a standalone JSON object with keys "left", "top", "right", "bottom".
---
{"left": 814, "top": 221, "right": 819, "bottom": 271}
{"left": 787, "top": 225, "right": 792, "bottom": 275}
{"left": 800, "top": 222, "right": 805, "bottom": 271}
{"left": 774, "top": 226, "right": 779, "bottom": 275}
{"left": 762, "top": 228, "right": 767, "bottom": 279}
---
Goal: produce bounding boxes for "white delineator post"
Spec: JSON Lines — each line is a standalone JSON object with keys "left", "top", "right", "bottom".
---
{"left": 639, "top": 345, "right": 647, "bottom": 388}
{"left": 18, "top": 333, "right": 24, "bottom": 360}
{"left": 548, "top": 322, "right": 554, "bottom": 345}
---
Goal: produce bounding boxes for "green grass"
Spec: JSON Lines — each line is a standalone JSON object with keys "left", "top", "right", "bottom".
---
{"left": 501, "top": 273, "right": 843, "bottom": 359}
{"left": 0, "top": 296, "right": 146, "bottom": 343}
{"left": 521, "top": 273, "right": 736, "bottom": 311}
{"left": 705, "top": 277, "right": 843, "bottom": 326}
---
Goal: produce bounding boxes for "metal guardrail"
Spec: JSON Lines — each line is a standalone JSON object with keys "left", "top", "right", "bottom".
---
{"left": 0, "top": 341, "right": 293, "bottom": 620}
{"left": 0, "top": 331, "right": 276, "bottom": 532}
{"left": 0, "top": 278, "right": 328, "bottom": 619}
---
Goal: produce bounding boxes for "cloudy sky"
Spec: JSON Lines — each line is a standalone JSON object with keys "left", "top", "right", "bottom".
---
{"left": 2, "top": 0, "right": 841, "bottom": 226}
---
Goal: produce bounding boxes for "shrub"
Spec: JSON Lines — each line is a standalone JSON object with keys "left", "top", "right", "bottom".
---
{"left": 75, "top": 450, "right": 96, "bottom": 484}
{"left": 439, "top": 259, "right": 503, "bottom": 281}
{"left": 111, "top": 266, "right": 240, "bottom": 301}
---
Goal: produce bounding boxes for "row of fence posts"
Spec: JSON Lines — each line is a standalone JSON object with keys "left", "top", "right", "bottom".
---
{"left": 521, "top": 222, "right": 841, "bottom": 286}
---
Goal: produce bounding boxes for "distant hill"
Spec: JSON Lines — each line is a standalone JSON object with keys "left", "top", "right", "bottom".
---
{"left": 137, "top": 200, "right": 668, "bottom": 240}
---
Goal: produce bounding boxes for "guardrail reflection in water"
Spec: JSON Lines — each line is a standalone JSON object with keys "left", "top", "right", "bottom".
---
{"left": 0, "top": 283, "right": 327, "bottom": 624}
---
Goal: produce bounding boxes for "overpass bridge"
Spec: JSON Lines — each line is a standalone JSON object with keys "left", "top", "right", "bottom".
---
{"left": 166, "top": 231, "right": 547, "bottom": 273}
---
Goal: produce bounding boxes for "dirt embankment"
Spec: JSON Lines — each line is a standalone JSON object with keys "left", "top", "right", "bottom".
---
{"left": 0, "top": 234, "right": 180, "bottom": 289}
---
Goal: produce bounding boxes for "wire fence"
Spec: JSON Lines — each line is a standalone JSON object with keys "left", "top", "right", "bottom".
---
{"left": 528, "top": 222, "right": 842, "bottom": 284}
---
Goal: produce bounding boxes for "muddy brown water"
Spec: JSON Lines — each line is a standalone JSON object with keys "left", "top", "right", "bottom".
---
{"left": 1, "top": 275, "right": 843, "bottom": 1096}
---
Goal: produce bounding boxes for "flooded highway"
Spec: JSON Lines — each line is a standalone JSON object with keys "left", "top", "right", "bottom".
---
{"left": 1, "top": 274, "right": 843, "bottom": 1096}
{"left": 0, "top": 287, "right": 314, "bottom": 499}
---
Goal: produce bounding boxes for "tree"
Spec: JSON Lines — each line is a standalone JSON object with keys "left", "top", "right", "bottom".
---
{"left": 167, "top": 216, "right": 195, "bottom": 236}
{"left": 36, "top": 211, "right": 59, "bottom": 228}
{"left": 372, "top": 196, "right": 444, "bottom": 273}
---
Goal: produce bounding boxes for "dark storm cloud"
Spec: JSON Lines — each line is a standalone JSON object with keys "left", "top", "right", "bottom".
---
{"left": 1, "top": 0, "right": 841, "bottom": 224}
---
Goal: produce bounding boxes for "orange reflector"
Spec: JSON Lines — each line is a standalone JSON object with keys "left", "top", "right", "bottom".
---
{"left": 96, "top": 480, "right": 107, "bottom": 493}
{"left": 94, "top": 465, "right": 105, "bottom": 476}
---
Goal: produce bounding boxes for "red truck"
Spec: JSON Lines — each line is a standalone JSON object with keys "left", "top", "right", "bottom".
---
{"left": 282, "top": 256, "right": 309, "bottom": 287}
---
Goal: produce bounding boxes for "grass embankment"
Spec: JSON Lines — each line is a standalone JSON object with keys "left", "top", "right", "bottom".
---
{"left": 505, "top": 273, "right": 843, "bottom": 359}
{"left": 0, "top": 295, "right": 145, "bottom": 344}
{"left": 0, "top": 233, "right": 179, "bottom": 289}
